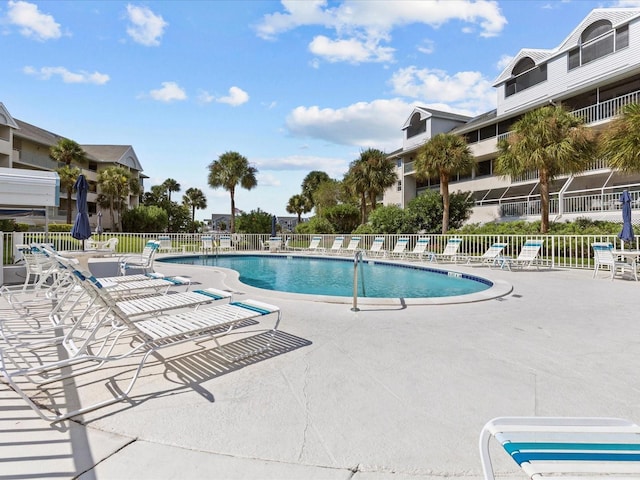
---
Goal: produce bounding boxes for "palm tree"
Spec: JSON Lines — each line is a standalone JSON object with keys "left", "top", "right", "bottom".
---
{"left": 50, "top": 138, "right": 87, "bottom": 224}
{"left": 344, "top": 159, "right": 369, "bottom": 224}
{"left": 599, "top": 103, "right": 640, "bottom": 173}
{"left": 496, "top": 105, "right": 597, "bottom": 233}
{"left": 56, "top": 165, "right": 81, "bottom": 224}
{"left": 97, "top": 166, "right": 131, "bottom": 232}
{"left": 207, "top": 151, "right": 258, "bottom": 233}
{"left": 183, "top": 187, "right": 208, "bottom": 222}
{"left": 360, "top": 148, "right": 397, "bottom": 214}
{"left": 286, "top": 194, "right": 311, "bottom": 222}
{"left": 415, "top": 133, "right": 475, "bottom": 233}
{"left": 162, "top": 178, "right": 181, "bottom": 202}
{"left": 301, "top": 171, "right": 331, "bottom": 210}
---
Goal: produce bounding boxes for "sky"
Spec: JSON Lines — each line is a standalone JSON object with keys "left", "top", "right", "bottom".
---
{"left": 3, "top": 0, "right": 640, "bottom": 221}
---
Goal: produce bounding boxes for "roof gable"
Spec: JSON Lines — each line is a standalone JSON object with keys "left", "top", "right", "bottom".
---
{"left": 0, "top": 103, "right": 19, "bottom": 129}
{"left": 492, "top": 8, "right": 640, "bottom": 87}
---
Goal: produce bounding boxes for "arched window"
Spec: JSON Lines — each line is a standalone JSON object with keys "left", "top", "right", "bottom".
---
{"left": 505, "top": 56, "right": 547, "bottom": 98}
{"left": 511, "top": 58, "right": 535, "bottom": 76}
{"left": 406, "top": 112, "right": 426, "bottom": 138}
{"left": 568, "top": 20, "right": 629, "bottom": 70}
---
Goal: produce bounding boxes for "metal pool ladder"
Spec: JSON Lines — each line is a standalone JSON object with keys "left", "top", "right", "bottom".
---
{"left": 352, "top": 250, "right": 366, "bottom": 311}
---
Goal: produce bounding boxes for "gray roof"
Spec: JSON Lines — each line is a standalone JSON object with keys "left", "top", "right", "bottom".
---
{"left": 80, "top": 145, "right": 143, "bottom": 171}
{"left": 13, "top": 118, "right": 143, "bottom": 172}
{"left": 493, "top": 8, "right": 640, "bottom": 86}
{"left": 14, "top": 119, "right": 65, "bottom": 146}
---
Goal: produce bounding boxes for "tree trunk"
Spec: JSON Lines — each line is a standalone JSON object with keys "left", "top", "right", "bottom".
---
{"left": 66, "top": 186, "right": 73, "bottom": 224}
{"left": 441, "top": 173, "right": 450, "bottom": 234}
{"left": 540, "top": 169, "right": 550, "bottom": 234}
{"left": 360, "top": 192, "right": 367, "bottom": 224}
{"left": 230, "top": 187, "right": 236, "bottom": 233}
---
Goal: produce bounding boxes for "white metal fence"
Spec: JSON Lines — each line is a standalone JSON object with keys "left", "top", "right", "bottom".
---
{"left": 3, "top": 231, "right": 636, "bottom": 272}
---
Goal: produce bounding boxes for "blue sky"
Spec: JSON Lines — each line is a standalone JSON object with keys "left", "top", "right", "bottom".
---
{"left": 2, "top": 0, "right": 638, "bottom": 220}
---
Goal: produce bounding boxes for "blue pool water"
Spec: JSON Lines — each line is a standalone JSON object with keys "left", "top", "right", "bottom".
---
{"left": 160, "top": 255, "right": 492, "bottom": 299}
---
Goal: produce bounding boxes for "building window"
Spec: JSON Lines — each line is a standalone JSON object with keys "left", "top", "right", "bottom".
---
{"left": 505, "top": 57, "right": 547, "bottom": 98}
{"left": 397, "top": 181, "right": 402, "bottom": 192}
{"left": 568, "top": 21, "right": 629, "bottom": 71}
{"left": 396, "top": 159, "right": 402, "bottom": 168}
{"left": 406, "top": 112, "right": 426, "bottom": 139}
{"left": 476, "top": 159, "right": 492, "bottom": 177}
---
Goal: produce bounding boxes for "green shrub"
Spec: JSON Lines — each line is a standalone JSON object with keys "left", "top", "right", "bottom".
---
{"left": 295, "top": 216, "right": 335, "bottom": 234}
{"left": 48, "top": 224, "right": 73, "bottom": 232}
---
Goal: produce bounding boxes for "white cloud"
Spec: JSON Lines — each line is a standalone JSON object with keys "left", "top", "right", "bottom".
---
{"left": 256, "top": 0, "right": 506, "bottom": 63}
{"left": 286, "top": 98, "right": 417, "bottom": 152}
{"left": 417, "top": 39, "right": 435, "bottom": 55}
{"left": 309, "top": 35, "right": 394, "bottom": 63}
{"left": 125, "top": 4, "right": 167, "bottom": 46}
{"left": 217, "top": 86, "right": 249, "bottom": 106}
{"left": 7, "top": 0, "right": 61, "bottom": 41}
{"left": 389, "top": 66, "right": 495, "bottom": 114}
{"left": 496, "top": 54, "right": 513, "bottom": 71}
{"left": 148, "top": 82, "right": 187, "bottom": 102}
{"left": 256, "top": 172, "right": 282, "bottom": 187}
{"left": 613, "top": 0, "right": 640, "bottom": 5}
{"left": 197, "top": 87, "right": 249, "bottom": 106}
{"left": 197, "top": 90, "right": 215, "bottom": 104}
{"left": 23, "top": 65, "right": 109, "bottom": 84}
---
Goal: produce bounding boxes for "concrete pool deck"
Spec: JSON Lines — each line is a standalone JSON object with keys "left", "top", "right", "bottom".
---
{"left": 2, "top": 254, "right": 639, "bottom": 479}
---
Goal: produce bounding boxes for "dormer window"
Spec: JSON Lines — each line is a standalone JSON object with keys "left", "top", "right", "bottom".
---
{"left": 406, "top": 112, "right": 426, "bottom": 139}
{"left": 505, "top": 57, "right": 547, "bottom": 97}
{"left": 568, "top": 20, "right": 629, "bottom": 70}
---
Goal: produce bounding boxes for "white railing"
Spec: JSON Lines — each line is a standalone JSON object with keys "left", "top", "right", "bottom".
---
{"left": 2, "top": 232, "right": 636, "bottom": 274}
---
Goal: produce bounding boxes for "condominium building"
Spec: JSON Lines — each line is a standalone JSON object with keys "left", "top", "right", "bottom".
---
{"left": 385, "top": 7, "right": 640, "bottom": 225}
{"left": 0, "top": 102, "right": 144, "bottom": 231}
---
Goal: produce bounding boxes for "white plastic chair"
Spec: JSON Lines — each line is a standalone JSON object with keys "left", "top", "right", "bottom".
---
{"left": 119, "top": 240, "right": 160, "bottom": 276}
{"left": 388, "top": 238, "right": 409, "bottom": 258}
{"left": 592, "top": 242, "right": 637, "bottom": 281}
{"left": 366, "top": 237, "right": 386, "bottom": 257}
{"left": 480, "top": 416, "right": 640, "bottom": 479}
{"left": 465, "top": 242, "right": 508, "bottom": 268}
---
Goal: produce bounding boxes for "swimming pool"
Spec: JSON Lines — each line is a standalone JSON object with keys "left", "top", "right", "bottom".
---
{"left": 160, "top": 254, "right": 495, "bottom": 299}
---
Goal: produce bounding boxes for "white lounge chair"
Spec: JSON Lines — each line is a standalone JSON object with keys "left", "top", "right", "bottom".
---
{"left": 218, "top": 235, "right": 233, "bottom": 251}
{"left": 388, "top": 238, "right": 409, "bottom": 258}
{"left": 405, "top": 237, "right": 435, "bottom": 261}
{"left": 480, "top": 416, "right": 640, "bottom": 479}
{"left": 0, "top": 259, "right": 282, "bottom": 423}
{"left": 268, "top": 236, "right": 282, "bottom": 252}
{"left": 327, "top": 236, "right": 345, "bottom": 254}
{"left": 465, "top": 242, "right": 508, "bottom": 268}
{"left": 201, "top": 235, "right": 214, "bottom": 253}
{"left": 592, "top": 242, "right": 637, "bottom": 281}
{"left": 157, "top": 235, "right": 177, "bottom": 253}
{"left": 304, "top": 236, "right": 323, "bottom": 253}
{"left": 341, "top": 236, "right": 361, "bottom": 255}
{"left": 432, "top": 238, "right": 463, "bottom": 263}
{"left": 366, "top": 237, "right": 386, "bottom": 257}
{"left": 502, "top": 239, "right": 544, "bottom": 270}
{"left": 118, "top": 240, "right": 160, "bottom": 276}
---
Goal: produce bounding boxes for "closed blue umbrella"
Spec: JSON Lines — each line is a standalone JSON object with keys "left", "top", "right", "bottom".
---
{"left": 271, "top": 215, "right": 277, "bottom": 237}
{"left": 618, "top": 190, "right": 634, "bottom": 245}
{"left": 71, "top": 174, "right": 92, "bottom": 249}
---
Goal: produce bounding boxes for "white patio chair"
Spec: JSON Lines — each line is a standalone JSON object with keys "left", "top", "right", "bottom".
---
{"left": 501, "top": 239, "right": 543, "bottom": 270}
{"left": 0, "top": 258, "right": 282, "bottom": 423}
{"left": 366, "top": 237, "right": 386, "bottom": 257}
{"left": 432, "top": 238, "right": 463, "bottom": 263}
{"left": 388, "top": 238, "right": 409, "bottom": 258}
{"left": 341, "top": 236, "right": 361, "bottom": 255}
{"left": 480, "top": 416, "right": 640, "bottom": 479}
{"left": 327, "top": 236, "right": 344, "bottom": 254}
{"left": 118, "top": 240, "right": 160, "bottom": 276}
{"left": 305, "top": 236, "right": 323, "bottom": 253}
{"left": 465, "top": 242, "right": 508, "bottom": 268}
{"left": 201, "top": 235, "right": 214, "bottom": 253}
{"left": 404, "top": 237, "right": 435, "bottom": 261}
{"left": 218, "top": 235, "right": 233, "bottom": 251}
{"left": 592, "top": 242, "right": 637, "bottom": 281}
